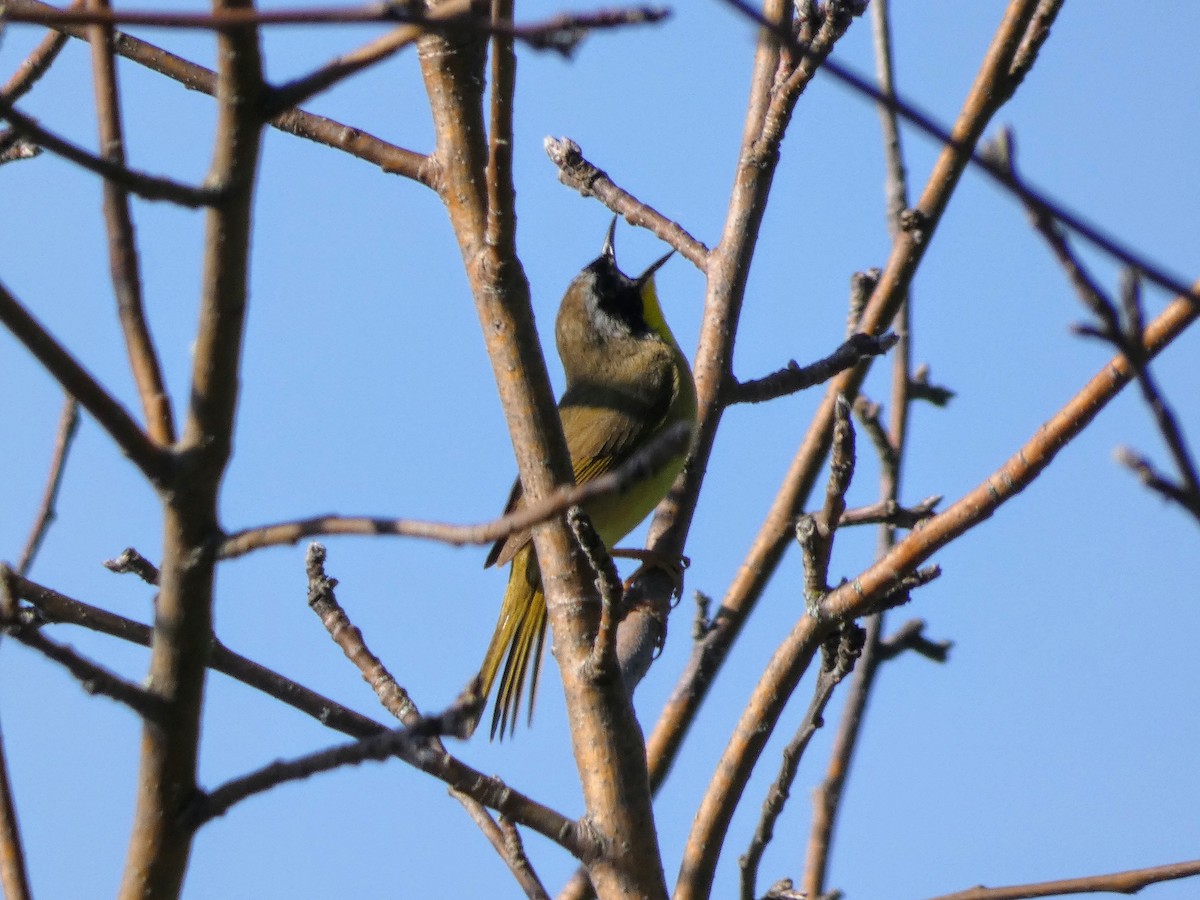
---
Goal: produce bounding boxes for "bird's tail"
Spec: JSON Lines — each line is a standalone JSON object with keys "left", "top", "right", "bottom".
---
{"left": 478, "top": 544, "right": 547, "bottom": 740}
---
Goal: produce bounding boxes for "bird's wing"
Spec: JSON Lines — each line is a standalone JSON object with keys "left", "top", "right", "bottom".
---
{"left": 485, "top": 373, "right": 674, "bottom": 569}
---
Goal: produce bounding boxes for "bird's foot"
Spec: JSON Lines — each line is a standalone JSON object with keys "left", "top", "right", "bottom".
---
{"left": 610, "top": 548, "right": 690, "bottom": 600}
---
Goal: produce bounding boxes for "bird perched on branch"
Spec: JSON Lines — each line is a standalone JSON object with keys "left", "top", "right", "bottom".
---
{"left": 478, "top": 218, "right": 697, "bottom": 739}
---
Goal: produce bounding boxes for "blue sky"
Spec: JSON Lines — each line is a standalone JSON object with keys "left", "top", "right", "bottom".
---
{"left": 1, "top": 1, "right": 1198, "bottom": 897}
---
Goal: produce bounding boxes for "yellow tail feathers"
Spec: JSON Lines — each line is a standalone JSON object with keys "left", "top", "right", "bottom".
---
{"left": 478, "top": 544, "right": 547, "bottom": 740}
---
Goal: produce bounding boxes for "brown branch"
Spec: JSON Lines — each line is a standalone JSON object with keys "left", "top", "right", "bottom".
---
{"left": 1, "top": 566, "right": 162, "bottom": 720}
{"left": 455, "top": 799, "right": 551, "bottom": 900}
{"left": 87, "top": 0, "right": 176, "bottom": 445}
{"left": 305, "top": 544, "right": 421, "bottom": 726}
{"left": 302, "top": 543, "right": 540, "bottom": 878}
{"left": 0, "top": 280, "right": 171, "bottom": 486}
{"left": 673, "top": 7, "right": 1104, "bottom": 892}
{"left": 728, "top": 333, "right": 898, "bottom": 405}
{"left": 119, "top": 5, "right": 266, "bottom": 894}
{"left": 797, "top": 396, "right": 856, "bottom": 617}
{"left": 1114, "top": 446, "right": 1200, "bottom": 522}
{"left": 7, "top": 1, "right": 669, "bottom": 40}
{"left": 652, "top": 5, "right": 1050, "bottom": 858}
{"left": 0, "top": 135, "right": 42, "bottom": 165}
{"left": 0, "top": 95, "right": 218, "bottom": 206}
{"left": 926, "top": 858, "right": 1200, "bottom": 900}
{"left": 0, "top": 0, "right": 78, "bottom": 102}
{"left": 419, "top": 7, "right": 668, "bottom": 895}
{"left": 16, "top": 397, "right": 80, "bottom": 576}
{"left": 1000, "top": 130, "right": 1200, "bottom": 518}
{"left": 836, "top": 495, "right": 940, "bottom": 529}
{"left": 567, "top": 508, "right": 623, "bottom": 676}
{"left": 6, "top": 2, "right": 417, "bottom": 27}
{"left": 739, "top": 627, "right": 862, "bottom": 900}
{"left": 724, "top": 0, "right": 1193, "bottom": 303}
{"left": 265, "top": 0, "right": 472, "bottom": 115}
{"left": 219, "top": 419, "right": 690, "bottom": 557}
{"left": 876, "top": 618, "right": 952, "bottom": 663}
{"left": 544, "top": 136, "right": 710, "bottom": 270}
{"left": 15, "top": 572, "right": 388, "bottom": 739}
{"left": 0, "top": 717, "right": 31, "bottom": 900}
{"left": 102, "top": 547, "right": 161, "bottom": 584}
{"left": 9, "top": 0, "right": 432, "bottom": 184}
{"left": 189, "top": 721, "right": 588, "bottom": 863}
{"left": 0, "top": 722, "right": 30, "bottom": 900}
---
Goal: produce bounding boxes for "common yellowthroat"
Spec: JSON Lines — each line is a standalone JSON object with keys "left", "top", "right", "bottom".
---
{"left": 479, "top": 219, "right": 697, "bottom": 739}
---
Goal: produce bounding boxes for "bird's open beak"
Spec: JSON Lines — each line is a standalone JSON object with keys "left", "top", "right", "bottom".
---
{"left": 638, "top": 249, "right": 675, "bottom": 285}
{"left": 602, "top": 215, "right": 618, "bottom": 261}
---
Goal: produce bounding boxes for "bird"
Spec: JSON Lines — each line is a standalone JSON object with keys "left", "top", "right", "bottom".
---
{"left": 478, "top": 218, "right": 697, "bottom": 739}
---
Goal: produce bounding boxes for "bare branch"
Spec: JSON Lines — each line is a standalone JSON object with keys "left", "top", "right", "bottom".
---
{"left": 0, "top": 280, "right": 171, "bottom": 486}
{"left": 16, "top": 397, "right": 80, "bottom": 576}
{"left": 0, "top": 718, "right": 32, "bottom": 900}
{"left": 16, "top": 572, "right": 388, "bottom": 739}
{"left": 728, "top": 333, "right": 898, "bottom": 405}
{"left": 926, "top": 858, "right": 1200, "bottom": 900}
{"left": 454, "top": 799, "right": 551, "bottom": 900}
{"left": 189, "top": 724, "right": 588, "bottom": 863}
{"left": 1, "top": 566, "right": 162, "bottom": 720}
{"left": 220, "top": 419, "right": 692, "bottom": 557}
{"left": 305, "top": 544, "right": 420, "bottom": 725}
{"left": 9, "top": 0, "right": 432, "bottom": 184}
{"left": 86, "top": 0, "right": 176, "bottom": 444}
{"left": 0, "top": 0, "right": 77, "bottom": 102}
{"left": 102, "top": 547, "right": 161, "bottom": 585}
{"left": 836, "top": 495, "right": 941, "bottom": 530}
{"left": 797, "top": 396, "right": 856, "bottom": 617}
{"left": 265, "top": 1, "right": 472, "bottom": 115}
{"left": 544, "top": 136, "right": 710, "bottom": 270}
{"left": 722, "top": 0, "right": 1195, "bottom": 303}
{"left": 0, "top": 96, "right": 218, "bottom": 206}
{"left": 739, "top": 626, "right": 862, "bottom": 900}
{"left": 567, "top": 508, "right": 623, "bottom": 676}
{"left": 876, "top": 618, "right": 952, "bottom": 663}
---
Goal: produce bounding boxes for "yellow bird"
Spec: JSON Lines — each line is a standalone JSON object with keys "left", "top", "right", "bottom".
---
{"left": 479, "top": 219, "right": 697, "bottom": 739}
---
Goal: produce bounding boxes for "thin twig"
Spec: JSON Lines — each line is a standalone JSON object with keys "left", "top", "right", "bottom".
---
{"left": 189, "top": 723, "right": 589, "bottom": 864}
{"left": 7, "top": 1, "right": 669, "bottom": 42}
{"left": 718, "top": 0, "right": 1196, "bottom": 304}
{"left": 739, "top": 626, "right": 862, "bottom": 900}
{"left": 0, "top": 280, "right": 171, "bottom": 486}
{"left": 925, "top": 858, "right": 1200, "bottom": 900}
{"left": 0, "top": 0, "right": 78, "bottom": 102}
{"left": 836, "top": 495, "right": 940, "bottom": 529}
{"left": 305, "top": 544, "right": 420, "bottom": 725}
{"left": 16, "top": 572, "right": 388, "bottom": 738}
{"left": 728, "top": 333, "right": 898, "bottom": 405}
{"left": 453, "top": 798, "right": 551, "bottom": 900}
{"left": 544, "top": 136, "right": 710, "bottom": 270}
{"left": 568, "top": 508, "right": 623, "bottom": 675}
{"left": 1000, "top": 127, "right": 1200, "bottom": 518}
{"left": 0, "top": 96, "right": 218, "bottom": 206}
{"left": 876, "top": 618, "right": 952, "bottom": 663}
{"left": 0, "top": 717, "right": 32, "bottom": 900}
{"left": 10, "top": 0, "right": 431, "bottom": 184}
{"left": 265, "top": 1, "right": 472, "bottom": 115}
{"left": 1, "top": 566, "right": 162, "bottom": 720}
{"left": 797, "top": 396, "right": 856, "bottom": 618}
{"left": 86, "top": 0, "right": 177, "bottom": 444}
{"left": 102, "top": 547, "right": 161, "bottom": 585}
{"left": 649, "top": 3, "right": 1052, "bottom": 838}
{"left": 220, "top": 420, "right": 692, "bottom": 557}
{"left": 17, "top": 397, "right": 80, "bottom": 576}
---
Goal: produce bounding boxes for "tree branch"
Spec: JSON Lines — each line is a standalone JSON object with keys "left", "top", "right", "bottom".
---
{"left": 16, "top": 397, "right": 80, "bottom": 576}
{"left": 0, "top": 280, "right": 171, "bottom": 486}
